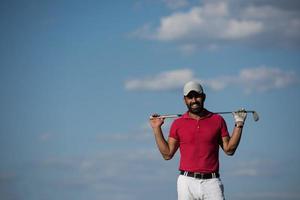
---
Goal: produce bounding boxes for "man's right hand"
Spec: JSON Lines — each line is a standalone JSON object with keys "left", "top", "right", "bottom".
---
{"left": 149, "top": 114, "right": 165, "bottom": 129}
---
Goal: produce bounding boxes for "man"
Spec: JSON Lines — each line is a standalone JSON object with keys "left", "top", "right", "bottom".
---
{"left": 149, "top": 81, "right": 247, "bottom": 200}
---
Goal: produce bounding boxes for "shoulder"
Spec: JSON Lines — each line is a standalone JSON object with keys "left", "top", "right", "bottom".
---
{"left": 206, "top": 111, "right": 227, "bottom": 127}
{"left": 205, "top": 110, "right": 223, "bottom": 120}
{"left": 173, "top": 112, "right": 190, "bottom": 122}
{"left": 206, "top": 110, "right": 224, "bottom": 120}
{"left": 171, "top": 112, "right": 190, "bottom": 127}
{"left": 211, "top": 113, "right": 224, "bottom": 121}
{"left": 208, "top": 112, "right": 228, "bottom": 130}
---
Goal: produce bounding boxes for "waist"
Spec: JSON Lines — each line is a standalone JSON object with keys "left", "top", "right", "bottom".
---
{"left": 180, "top": 170, "right": 220, "bottom": 179}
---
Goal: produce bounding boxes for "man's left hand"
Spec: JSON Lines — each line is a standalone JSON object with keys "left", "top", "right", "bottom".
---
{"left": 232, "top": 108, "right": 247, "bottom": 124}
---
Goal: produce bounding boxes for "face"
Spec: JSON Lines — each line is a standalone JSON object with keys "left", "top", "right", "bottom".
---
{"left": 184, "top": 91, "right": 205, "bottom": 114}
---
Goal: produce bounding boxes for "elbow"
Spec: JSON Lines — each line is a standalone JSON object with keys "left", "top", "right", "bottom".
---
{"left": 224, "top": 147, "right": 236, "bottom": 156}
{"left": 225, "top": 151, "right": 235, "bottom": 156}
{"left": 162, "top": 153, "right": 173, "bottom": 160}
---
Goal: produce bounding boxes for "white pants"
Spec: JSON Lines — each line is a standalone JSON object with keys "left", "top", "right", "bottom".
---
{"left": 177, "top": 175, "right": 225, "bottom": 200}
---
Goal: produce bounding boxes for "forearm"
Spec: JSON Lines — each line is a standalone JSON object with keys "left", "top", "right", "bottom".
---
{"left": 152, "top": 127, "right": 171, "bottom": 159}
{"left": 226, "top": 122, "right": 244, "bottom": 155}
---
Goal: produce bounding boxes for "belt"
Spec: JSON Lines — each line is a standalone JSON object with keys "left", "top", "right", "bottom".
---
{"left": 180, "top": 171, "right": 220, "bottom": 179}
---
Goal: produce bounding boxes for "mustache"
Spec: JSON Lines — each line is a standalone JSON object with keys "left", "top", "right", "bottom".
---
{"left": 190, "top": 102, "right": 201, "bottom": 106}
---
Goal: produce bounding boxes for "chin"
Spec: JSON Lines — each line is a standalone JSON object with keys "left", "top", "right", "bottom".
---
{"left": 189, "top": 108, "right": 203, "bottom": 114}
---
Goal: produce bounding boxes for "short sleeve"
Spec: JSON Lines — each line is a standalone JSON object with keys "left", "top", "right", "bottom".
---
{"left": 169, "top": 120, "right": 179, "bottom": 140}
{"left": 220, "top": 116, "right": 230, "bottom": 137}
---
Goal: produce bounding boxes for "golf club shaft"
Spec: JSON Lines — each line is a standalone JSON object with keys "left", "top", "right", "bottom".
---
{"left": 216, "top": 110, "right": 256, "bottom": 114}
{"left": 150, "top": 110, "right": 259, "bottom": 121}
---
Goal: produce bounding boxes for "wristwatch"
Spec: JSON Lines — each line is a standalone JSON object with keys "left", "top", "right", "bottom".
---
{"left": 235, "top": 123, "right": 244, "bottom": 128}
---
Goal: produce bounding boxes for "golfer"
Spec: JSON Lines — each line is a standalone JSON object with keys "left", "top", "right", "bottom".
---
{"left": 150, "top": 81, "right": 247, "bottom": 200}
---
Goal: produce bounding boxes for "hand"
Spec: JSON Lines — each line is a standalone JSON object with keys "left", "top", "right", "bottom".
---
{"left": 149, "top": 114, "right": 164, "bottom": 129}
{"left": 232, "top": 108, "right": 247, "bottom": 124}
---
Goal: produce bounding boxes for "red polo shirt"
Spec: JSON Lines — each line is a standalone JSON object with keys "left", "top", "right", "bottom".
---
{"left": 169, "top": 110, "right": 229, "bottom": 173}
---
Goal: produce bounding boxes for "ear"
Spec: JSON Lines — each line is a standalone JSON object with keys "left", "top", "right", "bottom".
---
{"left": 202, "top": 93, "right": 206, "bottom": 102}
{"left": 183, "top": 96, "right": 187, "bottom": 104}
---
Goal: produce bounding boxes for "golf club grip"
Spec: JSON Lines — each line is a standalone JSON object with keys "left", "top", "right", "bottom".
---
{"left": 149, "top": 114, "right": 182, "bottom": 119}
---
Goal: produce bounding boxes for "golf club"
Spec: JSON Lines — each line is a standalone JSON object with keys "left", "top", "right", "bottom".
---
{"left": 150, "top": 110, "right": 259, "bottom": 122}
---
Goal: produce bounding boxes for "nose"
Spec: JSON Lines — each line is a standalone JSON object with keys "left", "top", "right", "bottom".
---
{"left": 190, "top": 97, "right": 197, "bottom": 102}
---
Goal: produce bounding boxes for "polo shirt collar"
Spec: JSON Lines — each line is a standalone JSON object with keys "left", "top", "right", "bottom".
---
{"left": 182, "top": 109, "right": 213, "bottom": 120}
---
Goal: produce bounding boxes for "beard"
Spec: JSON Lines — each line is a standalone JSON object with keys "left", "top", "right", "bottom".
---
{"left": 187, "top": 102, "right": 204, "bottom": 114}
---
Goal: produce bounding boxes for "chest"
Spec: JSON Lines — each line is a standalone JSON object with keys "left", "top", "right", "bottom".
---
{"left": 177, "top": 120, "right": 220, "bottom": 144}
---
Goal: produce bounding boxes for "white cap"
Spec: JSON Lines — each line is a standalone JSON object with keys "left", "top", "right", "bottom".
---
{"left": 183, "top": 81, "right": 204, "bottom": 96}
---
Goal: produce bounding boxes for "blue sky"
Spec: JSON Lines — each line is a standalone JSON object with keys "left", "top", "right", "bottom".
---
{"left": 0, "top": 0, "right": 300, "bottom": 199}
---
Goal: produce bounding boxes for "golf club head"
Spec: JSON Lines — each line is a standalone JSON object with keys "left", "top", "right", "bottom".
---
{"left": 252, "top": 111, "right": 259, "bottom": 121}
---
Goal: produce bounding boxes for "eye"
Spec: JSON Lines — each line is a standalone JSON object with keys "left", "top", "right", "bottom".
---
{"left": 186, "top": 93, "right": 201, "bottom": 99}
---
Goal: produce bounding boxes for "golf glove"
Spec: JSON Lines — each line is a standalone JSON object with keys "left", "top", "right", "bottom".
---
{"left": 232, "top": 108, "right": 247, "bottom": 123}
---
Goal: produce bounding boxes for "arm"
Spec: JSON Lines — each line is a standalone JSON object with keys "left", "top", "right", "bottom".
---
{"left": 150, "top": 116, "right": 179, "bottom": 160}
{"left": 220, "top": 122, "right": 244, "bottom": 156}
{"left": 220, "top": 109, "right": 247, "bottom": 156}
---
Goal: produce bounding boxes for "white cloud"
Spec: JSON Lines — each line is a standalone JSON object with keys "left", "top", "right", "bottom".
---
{"left": 125, "top": 67, "right": 299, "bottom": 94}
{"left": 125, "top": 68, "right": 195, "bottom": 91}
{"left": 140, "top": 1, "right": 264, "bottom": 41}
{"left": 203, "top": 66, "right": 299, "bottom": 93}
{"left": 133, "top": 0, "right": 300, "bottom": 49}
{"left": 155, "top": 10, "right": 201, "bottom": 41}
{"left": 238, "top": 67, "right": 299, "bottom": 93}
{"left": 155, "top": 2, "right": 235, "bottom": 41}
{"left": 221, "top": 19, "right": 263, "bottom": 40}
{"left": 242, "top": 5, "right": 287, "bottom": 19}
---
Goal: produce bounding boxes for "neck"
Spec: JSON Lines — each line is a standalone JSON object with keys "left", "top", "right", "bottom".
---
{"left": 188, "top": 109, "right": 208, "bottom": 120}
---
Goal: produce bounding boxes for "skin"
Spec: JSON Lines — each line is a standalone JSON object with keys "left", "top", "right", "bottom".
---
{"left": 150, "top": 91, "right": 245, "bottom": 160}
